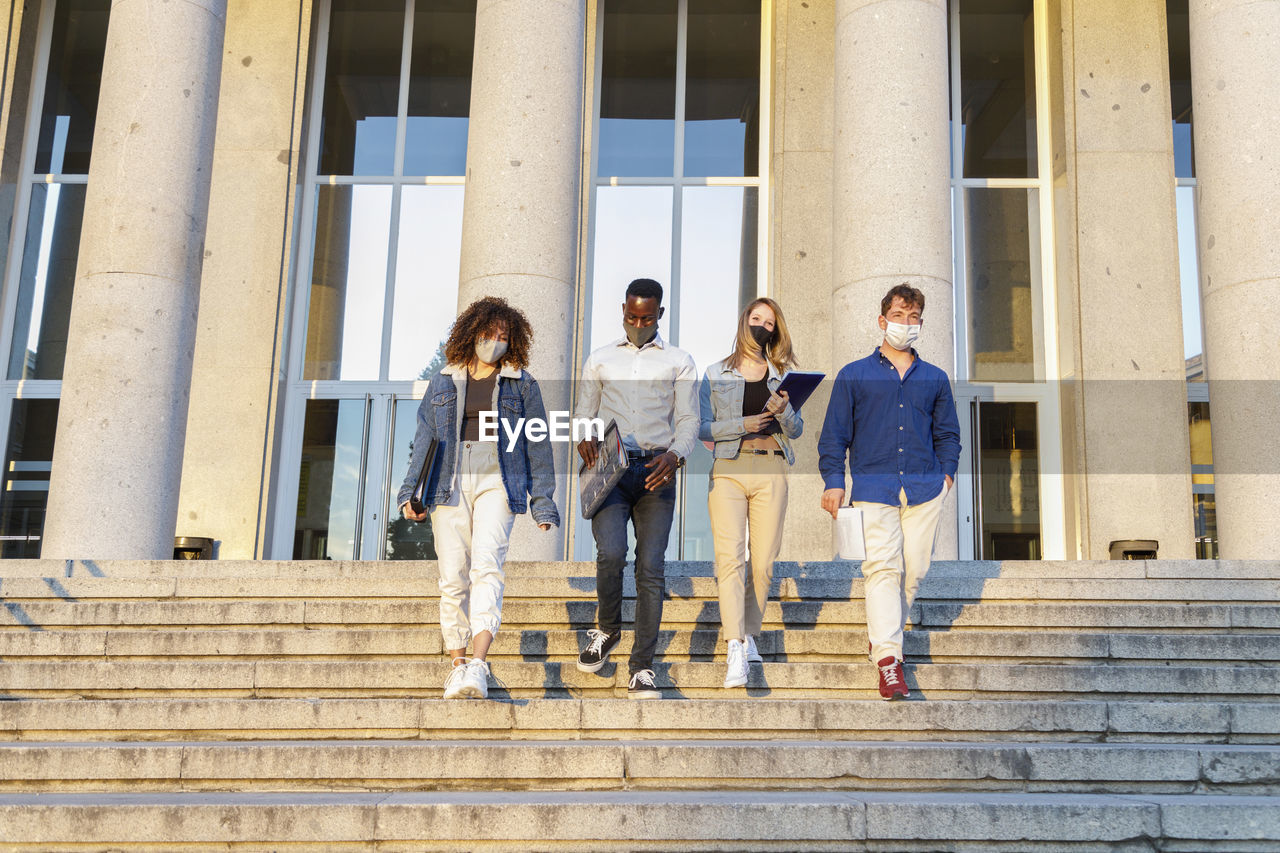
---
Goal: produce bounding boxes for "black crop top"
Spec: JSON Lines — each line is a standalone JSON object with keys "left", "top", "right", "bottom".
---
{"left": 741, "top": 376, "right": 781, "bottom": 439}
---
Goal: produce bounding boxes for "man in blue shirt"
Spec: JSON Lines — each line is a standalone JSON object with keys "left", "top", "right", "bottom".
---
{"left": 818, "top": 284, "right": 961, "bottom": 700}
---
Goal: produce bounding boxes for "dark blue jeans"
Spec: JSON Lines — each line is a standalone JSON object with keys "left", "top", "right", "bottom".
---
{"left": 591, "top": 458, "right": 677, "bottom": 674}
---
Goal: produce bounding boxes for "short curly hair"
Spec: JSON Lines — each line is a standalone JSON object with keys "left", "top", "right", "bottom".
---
{"left": 443, "top": 296, "right": 533, "bottom": 369}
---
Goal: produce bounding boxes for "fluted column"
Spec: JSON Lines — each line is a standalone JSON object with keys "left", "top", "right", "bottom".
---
{"left": 456, "top": 0, "right": 585, "bottom": 559}
{"left": 1189, "top": 0, "right": 1280, "bottom": 558}
{"left": 832, "top": 0, "right": 956, "bottom": 556}
{"left": 43, "top": 0, "right": 227, "bottom": 559}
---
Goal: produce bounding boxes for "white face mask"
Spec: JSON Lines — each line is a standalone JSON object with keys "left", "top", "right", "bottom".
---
{"left": 883, "top": 321, "right": 921, "bottom": 351}
{"left": 475, "top": 338, "right": 508, "bottom": 365}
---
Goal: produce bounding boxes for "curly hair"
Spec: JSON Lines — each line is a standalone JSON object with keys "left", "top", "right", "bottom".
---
{"left": 443, "top": 296, "right": 534, "bottom": 369}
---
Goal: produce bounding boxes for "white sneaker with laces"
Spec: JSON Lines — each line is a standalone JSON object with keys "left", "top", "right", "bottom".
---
{"left": 723, "top": 639, "right": 748, "bottom": 688}
{"left": 744, "top": 635, "right": 763, "bottom": 664}
{"left": 461, "top": 658, "right": 490, "bottom": 699}
{"left": 443, "top": 661, "right": 469, "bottom": 699}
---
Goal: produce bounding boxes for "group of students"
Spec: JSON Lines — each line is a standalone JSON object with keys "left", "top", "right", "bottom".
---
{"left": 397, "top": 279, "right": 960, "bottom": 702}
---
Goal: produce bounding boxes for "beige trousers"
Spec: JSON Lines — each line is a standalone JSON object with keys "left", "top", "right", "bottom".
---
{"left": 708, "top": 453, "right": 788, "bottom": 641}
{"left": 853, "top": 486, "right": 947, "bottom": 664}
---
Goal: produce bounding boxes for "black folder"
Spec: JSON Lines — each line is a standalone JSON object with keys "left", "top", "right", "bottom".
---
{"left": 408, "top": 438, "right": 442, "bottom": 517}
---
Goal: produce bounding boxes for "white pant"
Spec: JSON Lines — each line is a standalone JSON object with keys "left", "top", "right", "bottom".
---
{"left": 853, "top": 486, "right": 947, "bottom": 663}
{"left": 430, "top": 441, "right": 515, "bottom": 650}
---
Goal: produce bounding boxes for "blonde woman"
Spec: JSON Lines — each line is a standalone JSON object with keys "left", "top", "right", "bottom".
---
{"left": 697, "top": 298, "right": 802, "bottom": 689}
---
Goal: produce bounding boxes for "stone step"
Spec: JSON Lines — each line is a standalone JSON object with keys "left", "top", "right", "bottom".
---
{"left": 4, "top": 697, "right": 1276, "bottom": 743}
{"left": 4, "top": 598, "right": 1276, "bottom": 631}
{"left": 2, "top": 660, "right": 1277, "bottom": 700}
{"left": 2, "top": 627, "right": 1277, "bottom": 665}
{"left": 0, "top": 790, "right": 1276, "bottom": 849}
{"left": 1, "top": 739, "right": 1277, "bottom": 793}
{"left": 7, "top": 558, "right": 1280, "bottom": 580}
{"left": 4, "top": 574, "right": 1280, "bottom": 602}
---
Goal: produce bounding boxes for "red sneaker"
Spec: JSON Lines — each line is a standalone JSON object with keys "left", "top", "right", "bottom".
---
{"left": 877, "top": 655, "right": 909, "bottom": 701}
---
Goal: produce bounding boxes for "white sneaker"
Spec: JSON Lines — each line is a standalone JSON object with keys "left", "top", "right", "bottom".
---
{"left": 443, "top": 662, "right": 469, "bottom": 699}
{"left": 460, "top": 658, "right": 490, "bottom": 699}
{"left": 723, "top": 639, "right": 748, "bottom": 688}
{"left": 744, "top": 635, "right": 763, "bottom": 664}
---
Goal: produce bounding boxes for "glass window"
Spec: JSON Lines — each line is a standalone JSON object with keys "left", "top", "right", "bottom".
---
{"left": 589, "top": 186, "right": 675, "bottom": 349}
{"left": 318, "top": 0, "right": 405, "bottom": 176}
{"left": 684, "top": 0, "right": 760, "bottom": 178}
{"left": 0, "top": 400, "right": 58, "bottom": 558}
{"left": 976, "top": 401, "right": 1041, "bottom": 559}
{"left": 294, "top": 399, "right": 367, "bottom": 560}
{"left": 35, "top": 0, "right": 110, "bottom": 175}
{"left": 1167, "top": 0, "right": 1194, "bottom": 178}
{"left": 961, "top": 187, "right": 1042, "bottom": 382}
{"left": 386, "top": 397, "right": 438, "bottom": 559}
{"left": 580, "top": 1, "right": 764, "bottom": 560}
{"left": 1176, "top": 186, "right": 1203, "bottom": 369}
{"left": 404, "top": 0, "right": 475, "bottom": 176}
{"left": 1188, "top": 400, "right": 1216, "bottom": 558}
{"left": 597, "top": 0, "right": 678, "bottom": 177}
{"left": 957, "top": 0, "right": 1037, "bottom": 179}
{"left": 303, "top": 185, "right": 394, "bottom": 380}
{"left": 387, "top": 185, "right": 464, "bottom": 380}
{"left": 8, "top": 184, "right": 87, "bottom": 380}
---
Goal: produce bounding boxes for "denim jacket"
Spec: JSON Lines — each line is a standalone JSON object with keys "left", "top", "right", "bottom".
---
{"left": 698, "top": 359, "right": 804, "bottom": 464}
{"left": 397, "top": 363, "right": 560, "bottom": 527}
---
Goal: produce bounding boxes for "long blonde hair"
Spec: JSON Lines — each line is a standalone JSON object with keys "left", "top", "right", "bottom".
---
{"left": 724, "top": 298, "right": 798, "bottom": 373}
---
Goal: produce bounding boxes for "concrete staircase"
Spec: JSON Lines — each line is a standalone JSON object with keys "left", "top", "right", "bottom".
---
{"left": 0, "top": 557, "right": 1278, "bottom": 850}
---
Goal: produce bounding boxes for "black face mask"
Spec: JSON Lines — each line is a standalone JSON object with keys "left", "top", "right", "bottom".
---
{"left": 748, "top": 324, "right": 774, "bottom": 349}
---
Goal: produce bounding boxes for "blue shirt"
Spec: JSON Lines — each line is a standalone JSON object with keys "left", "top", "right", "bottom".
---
{"left": 818, "top": 347, "right": 961, "bottom": 506}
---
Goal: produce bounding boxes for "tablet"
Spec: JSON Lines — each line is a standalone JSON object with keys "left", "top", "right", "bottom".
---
{"left": 769, "top": 370, "right": 825, "bottom": 412}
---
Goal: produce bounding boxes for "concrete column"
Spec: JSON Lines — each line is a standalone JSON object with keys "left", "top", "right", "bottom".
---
{"left": 176, "top": 0, "right": 315, "bottom": 559}
{"left": 42, "top": 0, "right": 227, "bottom": 559}
{"left": 1189, "top": 0, "right": 1280, "bottom": 559}
{"left": 832, "top": 0, "right": 957, "bottom": 558}
{"left": 455, "top": 0, "right": 584, "bottom": 560}
{"left": 1059, "top": 0, "right": 1194, "bottom": 559}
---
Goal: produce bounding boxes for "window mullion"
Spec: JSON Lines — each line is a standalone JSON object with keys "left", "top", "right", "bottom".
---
{"left": 394, "top": 0, "right": 414, "bottom": 179}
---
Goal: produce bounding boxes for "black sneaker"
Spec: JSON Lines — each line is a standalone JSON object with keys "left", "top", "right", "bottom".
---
{"left": 627, "top": 668, "right": 661, "bottom": 700}
{"left": 577, "top": 629, "right": 621, "bottom": 673}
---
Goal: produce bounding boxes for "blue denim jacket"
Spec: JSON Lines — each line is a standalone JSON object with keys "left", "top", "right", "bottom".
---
{"left": 698, "top": 359, "right": 804, "bottom": 464}
{"left": 397, "top": 363, "right": 560, "bottom": 527}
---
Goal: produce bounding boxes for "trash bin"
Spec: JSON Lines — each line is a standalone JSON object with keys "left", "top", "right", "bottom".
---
{"left": 174, "top": 536, "right": 215, "bottom": 560}
{"left": 1108, "top": 539, "right": 1158, "bottom": 560}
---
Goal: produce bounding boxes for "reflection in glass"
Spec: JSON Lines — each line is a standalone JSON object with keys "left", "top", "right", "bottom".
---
{"left": 304, "top": 185, "right": 393, "bottom": 380}
{"left": 589, "top": 186, "right": 674, "bottom": 351}
{"left": 598, "top": 0, "right": 678, "bottom": 177}
{"left": 976, "top": 401, "right": 1040, "bottom": 559}
{"left": 388, "top": 186, "right": 464, "bottom": 380}
{"left": 958, "top": 0, "right": 1037, "bottom": 178}
{"left": 962, "top": 187, "right": 1041, "bottom": 382}
{"left": 294, "top": 399, "right": 367, "bottom": 560}
{"left": 319, "top": 0, "right": 405, "bottom": 176}
{"left": 1176, "top": 186, "right": 1203, "bottom": 367}
{"left": 386, "top": 398, "right": 437, "bottom": 559}
{"left": 8, "top": 184, "right": 87, "bottom": 380}
{"left": 405, "top": 0, "right": 475, "bottom": 176}
{"left": 36, "top": 0, "right": 110, "bottom": 175}
{"left": 684, "top": 0, "right": 760, "bottom": 178}
{"left": 678, "top": 186, "right": 757, "bottom": 373}
{"left": 0, "top": 400, "right": 58, "bottom": 558}
{"left": 1167, "top": 0, "right": 1194, "bottom": 178}
{"left": 1188, "top": 400, "right": 1217, "bottom": 558}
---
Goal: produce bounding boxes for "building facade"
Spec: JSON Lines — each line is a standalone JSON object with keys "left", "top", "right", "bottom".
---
{"left": 0, "top": 0, "right": 1274, "bottom": 563}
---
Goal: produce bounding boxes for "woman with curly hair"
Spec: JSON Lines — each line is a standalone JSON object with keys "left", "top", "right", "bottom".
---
{"left": 398, "top": 295, "right": 559, "bottom": 700}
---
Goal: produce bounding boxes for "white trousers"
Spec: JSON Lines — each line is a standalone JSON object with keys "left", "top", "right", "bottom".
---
{"left": 429, "top": 441, "right": 515, "bottom": 650}
{"left": 853, "top": 486, "right": 947, "bottom": 663}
